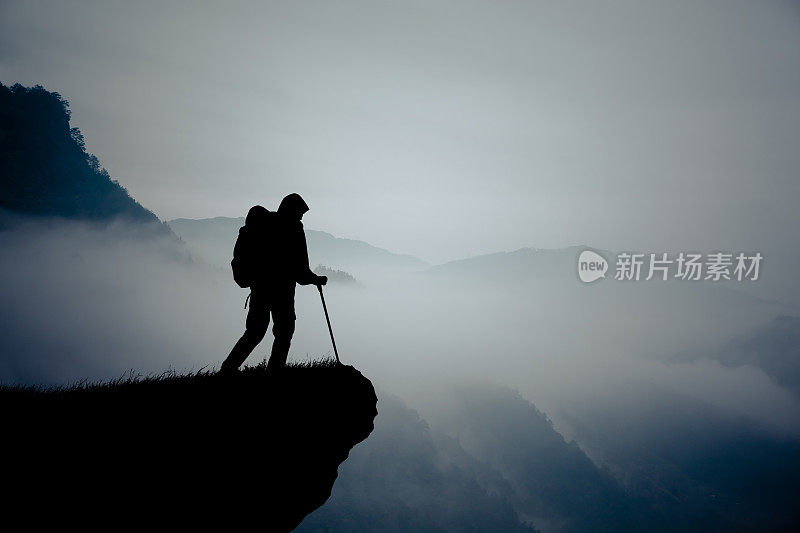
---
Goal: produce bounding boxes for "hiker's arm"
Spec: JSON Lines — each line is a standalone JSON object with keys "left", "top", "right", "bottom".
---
{"left": 295, "top": 229, "right": 326, "bottom": 286}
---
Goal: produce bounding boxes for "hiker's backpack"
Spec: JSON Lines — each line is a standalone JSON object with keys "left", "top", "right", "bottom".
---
{"left": 231, "top": 205, "right": 273, "bottom": 288}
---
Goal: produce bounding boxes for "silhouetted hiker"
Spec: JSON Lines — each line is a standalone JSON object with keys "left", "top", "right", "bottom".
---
{"left": 221, "top": 193, "right": 327, "bottom": 374}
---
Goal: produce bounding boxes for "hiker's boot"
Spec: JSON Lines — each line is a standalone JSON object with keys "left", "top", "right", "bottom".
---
{"left": 218, "top": 361, "right": 241, "bottom": 377}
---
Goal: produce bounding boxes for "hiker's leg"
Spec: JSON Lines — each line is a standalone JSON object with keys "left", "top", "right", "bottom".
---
{"left": 222, "top": 292, "right": 270, "bottom": 372}
{"left": 267, "top": 287, "right": 296, "bottom": 370}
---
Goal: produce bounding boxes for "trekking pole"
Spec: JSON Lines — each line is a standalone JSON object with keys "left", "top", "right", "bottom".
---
{"left": 317, "top": 285, "right": 342, "bottom": 365}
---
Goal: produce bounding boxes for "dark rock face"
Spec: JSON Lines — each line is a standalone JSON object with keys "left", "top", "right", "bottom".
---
{"left": 3, "top": 363, "right": 377, "bottom": 530}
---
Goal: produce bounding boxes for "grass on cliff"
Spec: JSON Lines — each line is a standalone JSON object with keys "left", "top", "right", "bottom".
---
{"left": 0, "top": 357, "right": 341, "bottom": 396}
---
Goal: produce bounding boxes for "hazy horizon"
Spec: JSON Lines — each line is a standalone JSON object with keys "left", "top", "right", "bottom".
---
{"left": 3, "top": 0, "right": 799, "bottom": 268}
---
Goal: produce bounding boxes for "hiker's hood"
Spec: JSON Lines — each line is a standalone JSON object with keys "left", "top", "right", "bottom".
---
{"left": 277, "top": 193, "right": 309, "bottom": 219}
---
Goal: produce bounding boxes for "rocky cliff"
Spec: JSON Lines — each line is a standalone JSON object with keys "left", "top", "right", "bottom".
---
{"left": 3, "top": 361, "right": 377, "bottom": 530}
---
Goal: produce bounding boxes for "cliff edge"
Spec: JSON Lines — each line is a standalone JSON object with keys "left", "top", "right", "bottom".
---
{"left": 3, "top": 361, "right": 378, "bottom": 530}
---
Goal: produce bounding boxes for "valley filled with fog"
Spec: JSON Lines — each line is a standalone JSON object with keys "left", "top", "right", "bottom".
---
{"left": 2, "top": 214, "right": 798, "bottom": 529}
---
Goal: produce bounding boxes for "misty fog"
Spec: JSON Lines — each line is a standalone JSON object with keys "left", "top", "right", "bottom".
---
{"left": 2, "top": 216, "right": 797, "bottom": 442}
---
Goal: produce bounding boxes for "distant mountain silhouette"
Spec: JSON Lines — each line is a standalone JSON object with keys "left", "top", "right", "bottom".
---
{"left": 559, "top": 381, "right": 800, "bottom": 531}
{"left": 429, "top": 383, "right": 658, "bottom": 532}
{"left": 4, "top": 361, "right": 377, "bottom": 530}
{"left": 0, "top": 83, "right": 167, "bottom": 229}
{"left": 297, "top": 393, "right": 537, "bottom": 532}
{"left": 299, "top": 384, "right": 675, "bottom": 532}
{"left": 715, "top": 314, "right": 800, "bottom": 397}
{"left": 424, "top": 246, "right": 594, "bottom": 284}
{"left": 168, "top": 216, "right": 426, "bottom": 275}
{"left": 301, "top": 383, "right": 800, "bottom": 531}
{"left": 314, "top": 264, "right": 359, "bottom": 285}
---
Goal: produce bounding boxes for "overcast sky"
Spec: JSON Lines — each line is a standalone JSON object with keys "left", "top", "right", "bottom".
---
{"left": 1, "top": 0, "right": 799, "bottom": 265}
